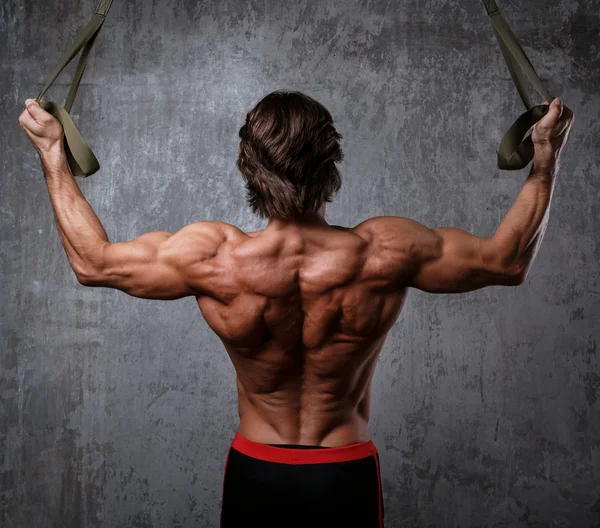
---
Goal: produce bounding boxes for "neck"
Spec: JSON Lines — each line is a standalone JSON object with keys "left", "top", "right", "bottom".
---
{"left": 266, "top": 204, "right": 328, "bottom": 230}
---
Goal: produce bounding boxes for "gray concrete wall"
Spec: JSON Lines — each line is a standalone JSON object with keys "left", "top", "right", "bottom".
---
{"left": 1, "top": 0, "right": 599, "bottom": 526}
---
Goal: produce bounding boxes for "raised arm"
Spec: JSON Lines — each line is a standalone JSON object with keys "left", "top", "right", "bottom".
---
{"left": 18, "top": 99, "right": 229, "bottom": 301}
{"left": 360, "top": 98, "right": 574, "bottom": 294}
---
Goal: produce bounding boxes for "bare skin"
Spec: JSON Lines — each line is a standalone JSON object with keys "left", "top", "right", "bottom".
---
{"left": 195, "top": 213, "right": 408, "bottom": 446}
{"left": 19, "top": 97, "right": 574, "bottom": 447}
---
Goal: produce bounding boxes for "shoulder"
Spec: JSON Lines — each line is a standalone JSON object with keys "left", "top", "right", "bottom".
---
{"left": 175, "top": 221, "right": 249, "bottom": 241}
{"left": 166, "top": 221, "right": 247, "bottom": 259}
{"left": 352, "top": 216, "right": 435, "bottom": 250}
{"left": 351, "top": 216, "right": 441, "bottom": 281}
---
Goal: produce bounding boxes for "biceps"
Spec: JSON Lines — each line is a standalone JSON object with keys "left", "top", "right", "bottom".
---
{"left": 93, "top": 234, "right": 193, "bottom": 300}
{"left": 410, "top": 228, "right": 515, "bottom": 293}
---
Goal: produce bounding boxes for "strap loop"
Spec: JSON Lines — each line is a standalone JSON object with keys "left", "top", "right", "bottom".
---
{"left": 36, "top": 0, "right": 114, "bottom": 177}
{"left": 481, "top": 0, "right": 553, "bottom": 170}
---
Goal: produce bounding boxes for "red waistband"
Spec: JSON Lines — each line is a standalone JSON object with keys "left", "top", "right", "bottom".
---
{"left": 231, "top": 432, "right": 378, "bottom": 465}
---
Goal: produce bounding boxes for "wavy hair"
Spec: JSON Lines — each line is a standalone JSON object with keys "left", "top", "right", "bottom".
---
{"left": 237, "top": 91, "right": 344, "bottom": 220}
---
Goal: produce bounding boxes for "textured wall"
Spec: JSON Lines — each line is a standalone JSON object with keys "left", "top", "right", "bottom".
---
{"left": 1, "top": 0, "right": 599, "bottom": 526}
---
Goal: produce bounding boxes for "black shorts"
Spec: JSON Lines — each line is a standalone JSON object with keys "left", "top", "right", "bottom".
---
{"left": 220, "top": 432, "right": 384, "bottom": 528}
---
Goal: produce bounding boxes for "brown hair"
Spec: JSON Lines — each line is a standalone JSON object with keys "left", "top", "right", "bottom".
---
{"left": 237, "top": 91, "right": 344, "bottom": 220}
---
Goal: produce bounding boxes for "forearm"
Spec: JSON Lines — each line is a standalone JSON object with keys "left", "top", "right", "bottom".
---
{"left": 40, "top": 149, "right": 109, "bottom": 277}
{"left": 490, "top": 148, "right": 558, "bottom": 274}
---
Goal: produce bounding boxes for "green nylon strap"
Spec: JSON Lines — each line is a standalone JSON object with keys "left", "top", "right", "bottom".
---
{"left": 36, "top": 0, "right": 114, "bottom": 177}
{"left": 481, "top": 0, "right": 554, "bottom": 170}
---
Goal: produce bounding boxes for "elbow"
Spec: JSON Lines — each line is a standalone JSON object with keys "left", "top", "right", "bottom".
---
{"left": 507, "top": 270, "right": 527, "bottom": 286}
{"left": 75, "top": 267, "right": 101, "bottom": 287}
{"left": 504, "top": 261, "right": 529, "bottom": 286}
{"left": 485, "top": 257, "right": 529, "bottom": 286}
{"left": 76, "top": 273, "right": 93, "bottom": 287}
{"left": 482, "top": 239, "right": 530, "bottom": 286}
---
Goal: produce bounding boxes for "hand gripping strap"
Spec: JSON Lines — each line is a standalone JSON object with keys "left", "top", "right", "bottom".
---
{"left": 36, "top": 0, "right": 114, "bottom": 177}
{"left": 482, "top": 0, "right": 553, "bottom": 170}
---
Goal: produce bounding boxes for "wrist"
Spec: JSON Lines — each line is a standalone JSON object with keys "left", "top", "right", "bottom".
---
{"left": 531, "top": 146, "right": 557, "bottom": 176}
{"left": 39, "top": 143, "right": 69, "bottom": 174}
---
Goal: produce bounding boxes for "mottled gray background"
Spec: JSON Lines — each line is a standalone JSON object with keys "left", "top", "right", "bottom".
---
{"left": 1, "top": 0, "right": 599, "bottom": 526}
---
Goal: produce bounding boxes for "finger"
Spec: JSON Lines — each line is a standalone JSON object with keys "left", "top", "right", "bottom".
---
{"left": 19, "top": 110, "right": 46, "bottom": 136}
{"left": 550, "top": 105, "right": 574, "bottom": 131}
{"left": 25, "top": 98, "right": 54, "bottom": 124}
{"left": 535, "top": 98, "right": 564, "bottom": 133}
{"left": 20, "top": 122, "right": 42, "bottom": 146}
{"left": 553, "top": 110, "right": 574, "bottom": 137}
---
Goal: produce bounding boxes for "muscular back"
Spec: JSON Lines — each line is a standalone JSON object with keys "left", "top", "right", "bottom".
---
{"left": 52, "top": 96, "right": 569, "bottom": 447}
{"left": 193, "top": 220, "right": 410, "bottom": 446}
{"left": 94, "top": 214, "right": 523, "bottom": 446}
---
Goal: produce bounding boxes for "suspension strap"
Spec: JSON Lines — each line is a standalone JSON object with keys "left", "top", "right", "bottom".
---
{"left": 36, "top": 0, "right": 114, "bottom": 177}
{"left": 481, "top": 0, "right": 553, "bottom": 170}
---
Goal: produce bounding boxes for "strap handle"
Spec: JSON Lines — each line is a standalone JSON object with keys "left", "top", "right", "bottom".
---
{"left": 482, "top": 0, "right": 553, "bottom": 170}
{"left": 36, "top": 0, "right": 114, "bottom": 177}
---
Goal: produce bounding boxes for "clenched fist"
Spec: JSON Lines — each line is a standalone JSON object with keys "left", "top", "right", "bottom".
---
{"left": 19, "top": 98, "right": 65, "bottom": 156}
{"left": 531, "top": 98, "right": 575, "bottom": 162}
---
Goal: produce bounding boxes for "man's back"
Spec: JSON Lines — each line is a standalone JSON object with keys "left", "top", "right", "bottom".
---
{"left": 194, "top": 220, "right": 409, "bottom": 446}
{"left": 76, "top": 97, "right": 570, "bottom": 454}
{"left": 41, "top": 90, "right": 570, "bottom": 525}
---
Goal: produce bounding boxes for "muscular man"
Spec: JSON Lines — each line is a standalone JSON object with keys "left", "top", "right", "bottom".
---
{"left": 19, "top": 91, "right": 573, "bottom": 527}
